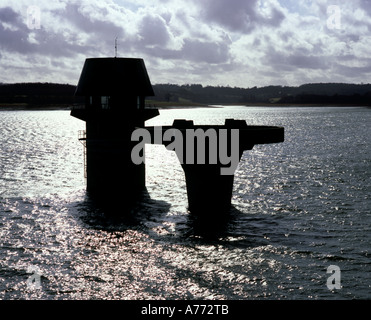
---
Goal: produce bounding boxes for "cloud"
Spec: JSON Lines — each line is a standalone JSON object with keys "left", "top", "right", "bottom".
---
{"left": 195, "top": 0, "right": 285, "bottom": 33}
{"left": 0, "top": 0, "right": 370, "bottom": 87}
{"left": 181, "top": 38, "right": 231, "bottom": 64}
{"left": 60, "top": 3, "right": 124, "bottom": 37}
{"left": 339, "top": 64, "right": 371, "bottom": 77}
{"left": 0, "top": 7, "right": 36, "bottom": 54}
{"left": 138, "top": 14, "right": 171, "bottom": 46}
{"left": 0, "top": 6, "right": 19, "bottom": 23}
{"left": 0, "top": 5, "right": 94, "bottom": 58}
{"left": 358, "top": 0, "right": 371, "bottom": 16}
{"left": 287, "top": 54, "right": 329, "bottom": 70}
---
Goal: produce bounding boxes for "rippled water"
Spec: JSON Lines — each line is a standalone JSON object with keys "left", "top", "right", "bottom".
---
{"left": 0, "top": 106, "right": 370, "bottom": 300}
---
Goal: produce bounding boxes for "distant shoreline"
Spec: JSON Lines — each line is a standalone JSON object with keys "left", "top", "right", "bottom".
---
{"left": 1, "top": 82, "right": 370, "bottom": 110}
{"left": 222, "top": 102, "right": 371, "bottom": 107}
{"left": 0, "top": 102, "right": 369, "bottom": 111}
{"left": 0, "top": 104, "right": 73, "bottom": 111}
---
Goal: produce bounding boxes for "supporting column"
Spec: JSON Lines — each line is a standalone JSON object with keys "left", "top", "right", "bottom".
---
{"left": 182, "top": 164, "right": 236, "bottom": 215}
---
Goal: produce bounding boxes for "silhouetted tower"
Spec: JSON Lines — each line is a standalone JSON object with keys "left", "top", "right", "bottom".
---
{"left": 71, "top": 58, "right": 158, "bottom": 203}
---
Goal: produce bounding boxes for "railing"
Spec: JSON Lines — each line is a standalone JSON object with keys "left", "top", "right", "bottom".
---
{"left": 72, "top": 104, "right": 158, "bottom": 110}
{"left": 78, "top": 130, "right": 86, "bottom": 141}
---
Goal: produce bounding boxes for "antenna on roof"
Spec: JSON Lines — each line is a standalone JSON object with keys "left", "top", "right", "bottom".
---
{"left": 115, "top": 37, "right": 118, "bottom": 58}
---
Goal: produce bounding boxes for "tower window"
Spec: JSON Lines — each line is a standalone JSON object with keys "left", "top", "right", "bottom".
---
{"left": 101, "top": 96, "right": 110, "bottom": 109}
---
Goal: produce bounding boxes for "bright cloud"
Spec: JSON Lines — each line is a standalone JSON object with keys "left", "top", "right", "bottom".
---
{"left": 0, "top": 0, "right": 370, "bottom": 87}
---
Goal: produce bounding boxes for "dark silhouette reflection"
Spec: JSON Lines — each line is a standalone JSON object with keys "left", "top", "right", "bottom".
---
{"left": 185, "top": 210, "right": 232, "bottom": 240}
{"left": 181, "top": 205, "right": 274, "bottom": 248}
{"left": 182, "top": 205, "right": 242, "bottom": 241}
{"left": 76, "top": 188, "right": 171, "bottom": 231}
{"left": 73, "top": 189, "right": 272, "bottom": 251}
{"left": 74, "top": 185, "right": 232, "bottom": 240}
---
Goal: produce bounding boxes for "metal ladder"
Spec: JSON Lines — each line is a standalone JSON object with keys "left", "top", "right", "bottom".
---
{"left": 78, "top": 130, "right": 87, "bottom": 178}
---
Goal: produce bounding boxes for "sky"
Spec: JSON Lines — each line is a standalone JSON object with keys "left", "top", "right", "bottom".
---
{"left": 0, "top": 0, "right": 370, "bottom": 88}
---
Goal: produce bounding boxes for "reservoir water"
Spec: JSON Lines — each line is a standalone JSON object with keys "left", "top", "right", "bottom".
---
{"left": 0, "top": 106, "right": 370, "bottom": 299}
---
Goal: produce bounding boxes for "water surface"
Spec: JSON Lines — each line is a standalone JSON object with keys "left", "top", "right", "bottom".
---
{"left": 0, "top": 106, "right": 370, "bottom": 299}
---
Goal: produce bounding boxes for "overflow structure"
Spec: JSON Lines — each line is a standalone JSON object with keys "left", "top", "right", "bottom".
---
{"left": 71, "top": 57, "right": 284, "bottom": 214}
{"left": 145, "top": 120, "right": 284, "bottom": 214}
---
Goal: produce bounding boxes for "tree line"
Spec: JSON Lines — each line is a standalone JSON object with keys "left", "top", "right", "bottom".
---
{"left": 0, "top": 82, "right": 370, "bottom": 107}
{"left": 151, "top": 83, "right": 371, "bottom": 105}
{"left": 0, "top": 82, "right": 83, "bottom": 106}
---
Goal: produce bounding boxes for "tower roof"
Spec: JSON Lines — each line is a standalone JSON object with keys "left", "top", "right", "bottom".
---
{"left": 75, "top": 58, "right": 154, "bottom": 96}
